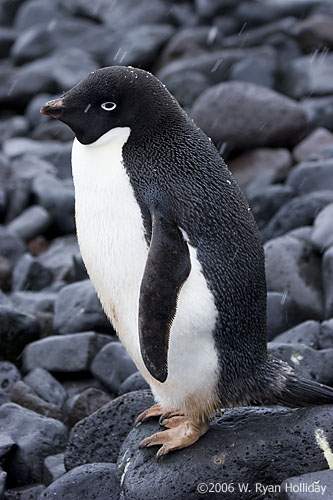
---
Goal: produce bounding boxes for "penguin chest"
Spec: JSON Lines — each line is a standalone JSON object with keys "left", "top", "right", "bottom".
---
{"left": 71, "top": 127, "right": 149, "bottom": 370}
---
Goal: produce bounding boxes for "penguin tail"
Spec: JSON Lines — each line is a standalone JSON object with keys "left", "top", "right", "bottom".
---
{"left": 274, "top": 375, "right": 333, "bottom": 408}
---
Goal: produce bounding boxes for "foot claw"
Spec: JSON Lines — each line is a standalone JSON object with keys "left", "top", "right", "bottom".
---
{"left": 134, "top": 404, "right": 164, "bottom": 426}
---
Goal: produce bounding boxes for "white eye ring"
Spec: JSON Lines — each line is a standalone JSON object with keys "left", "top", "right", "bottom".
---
{"left": 101, "top": 102, "right": 117, "bottom": 111}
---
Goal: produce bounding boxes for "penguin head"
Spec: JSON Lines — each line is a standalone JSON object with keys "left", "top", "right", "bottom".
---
{"left": 40, "top": 66, "right": 181, "bottom": 145}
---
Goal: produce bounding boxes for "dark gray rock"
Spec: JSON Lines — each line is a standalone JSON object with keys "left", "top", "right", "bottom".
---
{"left": 280, "top": 469, "right": 333, "bottom": 499}
{"left": 0, "top": 258, "right": 11, "bottom": 293}
{"left": 319, "top": 319, "right": 333, "bottom": 349}
{"left": 12, "top": 254, "right": 52, "bottom": 292}
{"left": 13, "top": 0, "right": 66, "bottom": 31}
{"left": 267, "top": 292, "right": 304, "bottom": 341}
{"left": 3, "top": 484, "right": 45, "bottom": 499}
{"left": 248, "top": 184, "right": 295, "bottom": 229}
{"left": 159, "top": 71, "right": 210, "bottom": 110}
{"left": 30, "top": 121, "right": 74, "bottom": 143}
{"left": 195, "top": 0, "right": 237, "bottom": 18}
{"left": 53, "top": 280, "right": 113, "bottom": 335}
{"left": 229, "top": 56, "right": 275, "bottom": 88}
{"left": 322, "top": 246, "right": 333, "bottom": 319}
{"left": 0, "top": 27, "right": 15, "bottom": 58}
{"left": 118, "top": 372, "right": 149, "bottom": 396}
{"left": 64, "top": 390, "right": 154, "bottom": 470}
{"left": 0, "top": 117, "right": 29, "bottom": 147}
{"left": 282, "top": 54, "right": 333, "bottom": 99}
{"left": 0, "top": 226, "right": 25, "bottom": 266}
{"left": 292, "top": 127, "right": 333, "bottom": 163}
{"left": 10, "top": 380, "right": 62, "bottom": 420}
{"left": 292, "top": 13, "right": 333, "bottom": 51}
{"left": 91, "top": 343, "right": 137, "bottom": 393}
{"left": 22, "top": 332, "right": 111, "bottom": 373}
{"left": 262, "top": 191, "right": 333, "bottom": 242}
{"left": 10, "top": 291, "right": 56, "bottom": 316}
{"left": 229, "top": 147, "right": 292, "bottom": 190}
{"left": 39, "top": 463, "right": 120, "bottom": 500}
{"left": 268, "top": 342, "right": 333, "bottom": 385}
{"left": 192, "top": 81, "right": 307, "bottom": 150}
{"left": 0, "top": 469, "right": 6, "bottom": 499}
{"left": 43, "top": 453, "right": 65, "bottom": 486}
{"left": 32, "top": 174, "right": 74, "bottom": 234}
{"left": 8, "top": 156, "right": 56, "bottom": 185}
{"left": 265, "top": 233, "right": 324, "bottom": 320}
{"left": 102, "top": 24, "right": 174, "bottom": 68}
{"left": 64, "top": 388, "right": 112, "bottom": 428}
{"left": 7, "top": 206, "right": 51, "bottom": 242}
{"left": 287, "top": 159, "right": 333, "bottom": 194}
{"left": 273, "top": 320, "right": 320, "bottom": 348}
{"left": 0, "top": 362, "right": 21, "bottom": 406}
{"left": 301, "top": 96, "right": 333, "bottom": 132}
{"left": 311, "top": 203, "right": 333, "bottom": 252}
{"left": 0, "top": 306, "right": 40, "bottom": 363}
{"left": 0, "top": 402, "right": 68, "bottom": 486}
{"left": 24, "top": 368, "right": 66, "bottom": 408}
{"left": 118, "top": 405, "right": 333, "bottom": 500}
{"left": 62, "top": 378, "right": 105, "bottom": 400}
{"left": 37, "top": 235, "right": 80, "bottom": 281}
{"left": 25, "top": 94, "right": 55, "bottom": 128}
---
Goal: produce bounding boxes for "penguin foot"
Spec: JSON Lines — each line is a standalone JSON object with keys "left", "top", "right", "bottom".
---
{"left": 134, "top": 403, "right": 164, "bottom": 425}
{"left": 139, "top": 416, "right": 208, "bottom": 458}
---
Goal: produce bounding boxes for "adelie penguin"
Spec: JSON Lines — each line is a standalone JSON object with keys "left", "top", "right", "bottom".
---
{"left": 41, "top": 66, "right": 333, "bottom": 458}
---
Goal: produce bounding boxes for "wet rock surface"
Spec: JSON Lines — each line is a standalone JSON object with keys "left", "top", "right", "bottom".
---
{"left": 0, "top": 0, "right": 333, "bottom": 498}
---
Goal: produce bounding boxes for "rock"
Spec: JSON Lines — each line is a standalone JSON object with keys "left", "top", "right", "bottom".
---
{"left": 7, "top": 206, "right": 51, "bottom": 242}
{"left": 43, "top": 453, "right": 65, "bottom": 486}
{"left": 0, "top": 306, "right": 40, "bottom": 363}
{"left": 3, "top": 484, "right": 46, "bottom": 499}
{"left": 267, "top": 292, "right": 304, "bottom": 341}
{"left": 273, "top": 320, "right": 320, "bottom": 348}
{"left": 12, "top": 254, "right": 52, "bottom": 292}
{"left": 311, "top": 203, "right": 333, "bottom": 252}
{"left": 118, "top": 372, "right": 150, "bottom": 396}
{"left": 0, "top": 402, "right": 68, "bottom": 486}
{"left": 322, "top": 246, "right": 333, "bottom": 319}
{"left": 262, "top": 191, "right": 333, "bottom": 242}
{"left": 27, "top": 236, "right": 49, "bottom": 258}
{"left": 0, "top": 434, "right": 16, "bottom": 464}
{"left": 102, "top": 24, "right": 174, "bottom": 68}
{"left": 10, "top": 380, "right": 62, "bottom": 420}
{"left": 32, "top": 174, "right": 75, "bottom": 235}
{"left": 282, "top": 54, "right": 333, "bottom": 99}
{"left": 292, "top": 14, "right": 333, "bottom": 52}
{"left": 0, "top": 362, "right": 21, "bottom": 406}
{"left": 0, "top": 116, "right": 29, "bottom": 146}
{"left": 286, "top": 158, "right": 333, "bottom": 195}
{"left": 0, "top": 226, "right": 25, "bottom": 265}
{"left": 268, "top": 342, "right": 333, "bottom": 386}
{"left": 39, "top": 463, "right": 120, "bottom": 500}
{"left": 229, "top": 56, "right": 275, "bottom": 88}
{"left": 195, "top": 0, "right": 237, "bottom": 18}
{"left": 62, "top": 378, "right": 105, "bottom": 400}
{"left": 13, "top": 0, "right": 66, "bottom": 31}
{"left": 264, "top": 233, "right": 324, "bottom": 320}
{"left": 24, "top": 368, "right": 66, "bottom": 408}
{"left": 319, "top": 319, "right": 333, "bottom": 349}
{"left": 247, "top": 184, "right": 295, "bottom": 229}
{"left": 30, "top": 120, "right": 74, "bottom": 143}
{"left": 192, "top": 82, "right": 307, "bottom": 151}
{"left": 64, "top": 390, "right": 154, "bottom": 470}
{"left": 0, "top": 289, "right": 11, "bottom": 307}
{"left": 64, "top": 388, "right": 112, "bottom": 428}
{"left": 229, "top": 147, "right": 292, "bottom": 190}
{"left": 301, "top": 96, "right": 333, "bottom": 132}
{"left": 37, "top": 235, "right": 80, "bottom": 281}
{"left": 11, "top": 291, "right": 56, "bottom": 316}
{"left": 22, "top": 332, "right": 111, "bottom": 373}
{"left": 292, "top": 128, "right": 333, "bottom": 162}
{"left": 161, "top": 71, "right": 210, "bottom": 110}
{"left": 281, "top": 469, "right": 333, "bottom": 499}
{"left": 25, "top": 93, "right": 55, "bottom": 128}
{"left": 0, "top": 27, "right": 15, "bottom": 58}
{"left": 0, "top": 469, "right": 6, "bottom": 499}
{"left": 53, "top": 280, "right": 113, "bottom": 335}
{"left": 0, "top": 257, "right": 11, "bottom": 292}
{"left": 118, "top": 405, "right": 333, "bottom": 500}
{"left": 91, "top": 342, "right": 137, "bottom": 393}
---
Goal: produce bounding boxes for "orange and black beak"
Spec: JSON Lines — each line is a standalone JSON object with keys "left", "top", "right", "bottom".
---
{"left": 40, "top": 99, "right": 64, "bottom": 118}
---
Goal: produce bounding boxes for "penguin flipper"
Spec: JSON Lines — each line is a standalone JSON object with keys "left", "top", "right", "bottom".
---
{"left": 139, "top": 210, "right": 191, "bottom": 383}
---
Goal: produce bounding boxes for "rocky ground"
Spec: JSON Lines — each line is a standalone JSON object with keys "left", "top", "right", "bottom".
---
{"left": 0, "top": 0, "right": 333, "bottom": 498}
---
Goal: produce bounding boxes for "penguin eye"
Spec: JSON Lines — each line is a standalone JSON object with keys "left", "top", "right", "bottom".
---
{"left": 101, "top": 102, "right": 117, "bottom": 111}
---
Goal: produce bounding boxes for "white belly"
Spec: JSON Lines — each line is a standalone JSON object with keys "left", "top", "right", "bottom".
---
{"left": 71, "top": 127, "right": 219, "bottom": 416}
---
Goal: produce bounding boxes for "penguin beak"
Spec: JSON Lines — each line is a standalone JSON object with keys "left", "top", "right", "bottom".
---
{"left": 40, "top": 99, "right": 65, "bottom": 118}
